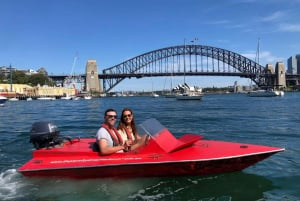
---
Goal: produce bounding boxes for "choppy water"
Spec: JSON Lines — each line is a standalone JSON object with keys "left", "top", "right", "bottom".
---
{"left": 0, "top": 93, "right": 299, "bottom": 201}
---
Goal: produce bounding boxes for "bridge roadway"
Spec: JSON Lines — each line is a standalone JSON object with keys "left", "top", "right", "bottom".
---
{"left": 49, "top": 73, "right": 299, "bottom": 83}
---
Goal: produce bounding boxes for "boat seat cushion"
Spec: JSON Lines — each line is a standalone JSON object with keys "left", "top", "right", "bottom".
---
{"left": 90, "top": 142, "right": 100, "bottom": 152}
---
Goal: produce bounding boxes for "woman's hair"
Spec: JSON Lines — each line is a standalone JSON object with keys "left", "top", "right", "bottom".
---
{"left": 117, "top": 108, "right": 137, "bottom": 136}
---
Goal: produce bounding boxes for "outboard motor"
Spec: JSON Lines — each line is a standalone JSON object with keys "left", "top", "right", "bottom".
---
{"left": 30, "top": 121, "right": 60, "bottom": 149}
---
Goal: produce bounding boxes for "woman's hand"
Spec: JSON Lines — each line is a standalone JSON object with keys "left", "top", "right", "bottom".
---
{"left": 123, "top": 140, "right": 133, "bottom": 152}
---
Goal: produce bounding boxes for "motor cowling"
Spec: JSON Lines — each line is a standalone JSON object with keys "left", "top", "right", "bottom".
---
{"left": 30, "top": 121, "right": 60, "bottom": 149}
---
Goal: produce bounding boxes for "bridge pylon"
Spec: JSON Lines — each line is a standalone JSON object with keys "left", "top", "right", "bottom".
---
{"left": 275, "top": 62, "right": 286, "bottom": 89}
{"left": 85, "top": 60, "right": 102, "bottom": 93}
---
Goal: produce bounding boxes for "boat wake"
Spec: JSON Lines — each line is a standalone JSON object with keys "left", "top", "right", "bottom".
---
{"left": 0, "top": 169, "right": 31, "bottom": 201}
{"left": 129, "top": 172, "right": 274, "bottom": 201}
{"left": 0, "top": 168, "right": 276, "bottom": 201}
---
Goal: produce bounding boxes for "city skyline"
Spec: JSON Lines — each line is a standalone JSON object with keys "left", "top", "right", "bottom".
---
{"left": 1, "top": 0, "right": 300, "bottom": 91}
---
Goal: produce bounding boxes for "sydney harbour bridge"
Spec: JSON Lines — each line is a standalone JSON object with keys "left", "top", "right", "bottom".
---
{"left": 50, "top": 44, "right": 294, "bottom": 93}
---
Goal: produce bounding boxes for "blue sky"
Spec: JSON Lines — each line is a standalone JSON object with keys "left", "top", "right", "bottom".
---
{"left": 1, "top": 0, "right": 300, "bottom": 91}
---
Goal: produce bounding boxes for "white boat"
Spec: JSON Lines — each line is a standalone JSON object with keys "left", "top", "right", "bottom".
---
{"left": 0, "top": 96, "right": 7, "bottom": 106}
{"left": 84, "top": 95, "right": 92, "bottom": 100}
{"left": 26, "top": 97, "right": 33, "bottom": 101}
{"left": 9, "top": 97, "right": 19, "bottom": 101}
{"left": 61, "top": 95, "right": 72, "bottom": 100}
{"left": 37, "top": 97, "right": 56, "bottom": 101}
{"left": 71, "top": 96, "right": 81, "bottom": 100}
{"left": 164, "top": 93, "right": 176, "bottom": 98}
{"left": 176, "top": 92, "right": 203, "bottom": 100}
{"left": 152, "top": 93, "right": 159, "bottom": 98}
{"left": 248, "top": 89, "right": 284, "bottom": 97}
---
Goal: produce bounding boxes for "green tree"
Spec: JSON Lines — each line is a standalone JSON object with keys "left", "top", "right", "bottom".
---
{"left": 28, "top": 73, "right": 54, "bottom": 86}
{"left": 12, "top": 71, "right": 28, "bottom": 84}
{"left": 0, "top": 73, "right": 7, "bottom": 83}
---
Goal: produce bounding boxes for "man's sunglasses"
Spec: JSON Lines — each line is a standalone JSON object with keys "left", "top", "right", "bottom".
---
{"left": 106, "top": 115, "right": 117, "bottom": 119}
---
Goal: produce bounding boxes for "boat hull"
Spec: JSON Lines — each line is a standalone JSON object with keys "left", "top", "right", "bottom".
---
{"left": 176, "top": 94, "right": 203, "bottom": 100}
{"left": 19, "top": 152, "right": 276, "bottom": 179}
{"left": 19, "top": 138, "right": 284, "bottom": 179}
{"left": 248, "top": 90, "right": 284, "bottom": 97}
{"left": 0, "top": 96, "right": 7, "bottom": 106}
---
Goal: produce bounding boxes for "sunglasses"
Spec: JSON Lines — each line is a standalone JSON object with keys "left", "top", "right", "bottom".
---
{"left": 106, "top": 115, "right": 117, "bottom": 119}
{"left": 123, "top": 114, "right": 132, "bottom": 118}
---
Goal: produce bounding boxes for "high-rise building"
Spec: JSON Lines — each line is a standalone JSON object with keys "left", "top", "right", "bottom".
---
{"left": 287, "top": 54, "right": 300, "bottom": 74}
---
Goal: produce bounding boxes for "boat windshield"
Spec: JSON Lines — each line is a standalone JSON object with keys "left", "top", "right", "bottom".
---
{"left": 138, "top": 118, "right": 166, "bottom": 137}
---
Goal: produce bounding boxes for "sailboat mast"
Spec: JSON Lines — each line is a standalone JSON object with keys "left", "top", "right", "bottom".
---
{"left": 256, "top": 37, "right": 260, "bottom": 64}
{"left": 10, "top": 64, "right": 12, "bottom": 92}
{"left": 183, "top": 39, "right": 186, "bottom": 83}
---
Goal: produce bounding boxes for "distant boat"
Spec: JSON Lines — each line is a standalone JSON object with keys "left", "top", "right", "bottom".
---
{"left": 0, "top": 96, "right": 7, "bottom": 106}
{"left": 37, "top": 97, "right": 56, "bottom": 101}
{"left": 61, "top": 94, "right": 72, "bottom": 100}
{"left": 152, "top": 93, "right": 159, "bottom": 98}
{"left": 176, "top": 92, "right": 203, "bottom": 100}
{"left": 9, "top": 97, "right": 19, "bottom": 101}
{"left": 84, "top": 95, "right": 92, "bottom": 100}
{"left": 164, "top": 93, "right": 176, "bottom": 98}
{"left": 71, "top": 96, "right": 81, "bottom": 100}
{"left": 248, "top": 89, "right": 284, "bottom": 97}
{"left": 26, "top": 97, "right": 33, "bottom": 101}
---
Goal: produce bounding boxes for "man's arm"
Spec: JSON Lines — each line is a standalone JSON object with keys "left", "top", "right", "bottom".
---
{"left": 98, "top": 139, "right": 125, "bottom": 155}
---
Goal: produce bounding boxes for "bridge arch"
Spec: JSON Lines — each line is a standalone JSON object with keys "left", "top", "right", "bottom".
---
{"left": 102, "top": 45, "right": 267, "bottom": 92}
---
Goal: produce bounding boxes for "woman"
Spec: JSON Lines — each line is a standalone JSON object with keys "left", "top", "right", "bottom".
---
{"left": 117, "top": 108, "right": 148, "bottom": 151}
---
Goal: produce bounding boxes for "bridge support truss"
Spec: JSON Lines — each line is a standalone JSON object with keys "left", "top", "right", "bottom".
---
{"left": 101, "top": 45, "right": 269, "bottom": 92}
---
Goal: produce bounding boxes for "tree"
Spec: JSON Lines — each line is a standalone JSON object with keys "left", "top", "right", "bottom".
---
{"left": 0, "top": 73, "right": 7, "bottom": 83}
{"left": 28, "top": 73, "right": 54, "bottom": 86}
{"left": 12, "top": 71, "right": 28, "bottom": 84}
{"left": 37, "top": 67, "right": 48, "bottom": 75}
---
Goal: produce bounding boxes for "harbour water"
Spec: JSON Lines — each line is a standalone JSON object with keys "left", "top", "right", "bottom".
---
{"left": 0, "top": 93, "right": 299, "bottom": 201}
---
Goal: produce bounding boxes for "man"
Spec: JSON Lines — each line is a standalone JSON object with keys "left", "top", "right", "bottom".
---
{"left": 96, "top": 109, "right": 131, "bottom": 155}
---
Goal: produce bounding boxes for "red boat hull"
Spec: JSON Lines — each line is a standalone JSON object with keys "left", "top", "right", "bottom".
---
{"left": 19, "top": 137, "right": 284, "bottom": 179}
{"left": 20, "top": 152, "right": 276, "bottom": 179}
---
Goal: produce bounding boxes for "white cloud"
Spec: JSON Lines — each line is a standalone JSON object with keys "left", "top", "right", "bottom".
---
{"left": 242, "top": 51, "right": 284, "bottom": 64}
{"left": 278, "top": 23, "right": 300, "bottom": 32}
{"left": 261, "top": 11, "right": 286, "bottom": 22}
{"left": 260, "top": 51, "right": 284, "bottom": 63}
{"left": 242, "top": 51, "right": 257, "bottom": 61}
{"left": 204, "top": 20, "right": 230, "bottom": 25}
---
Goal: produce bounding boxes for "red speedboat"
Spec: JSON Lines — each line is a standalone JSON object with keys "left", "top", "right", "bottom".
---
{"left": 19, "top": 118, "right": 284, "bottom": 179}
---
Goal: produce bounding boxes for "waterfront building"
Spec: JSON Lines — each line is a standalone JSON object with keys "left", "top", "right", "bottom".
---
{"left": 287, "top": 55, "right": 300, "bottom": 74}
{"left": 24, "top": 85, "right": 76, "bottom": 97}
{"left": 0, "top": 84, "right": 32, "bottom": 94}
{"left": 0, "top": 83, "right": 75, "bottom": 97}
{"left": 0, "top": 66, "right": 17, "bottom": 77}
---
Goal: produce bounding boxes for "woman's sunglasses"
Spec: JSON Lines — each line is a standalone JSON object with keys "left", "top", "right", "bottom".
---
{"left": 123, "top": 114, "right": 132, "bottom": 118}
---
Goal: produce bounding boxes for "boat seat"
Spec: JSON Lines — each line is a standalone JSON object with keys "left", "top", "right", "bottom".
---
{"left": 90, "top": 142, "right": 100, "bottom": 152}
